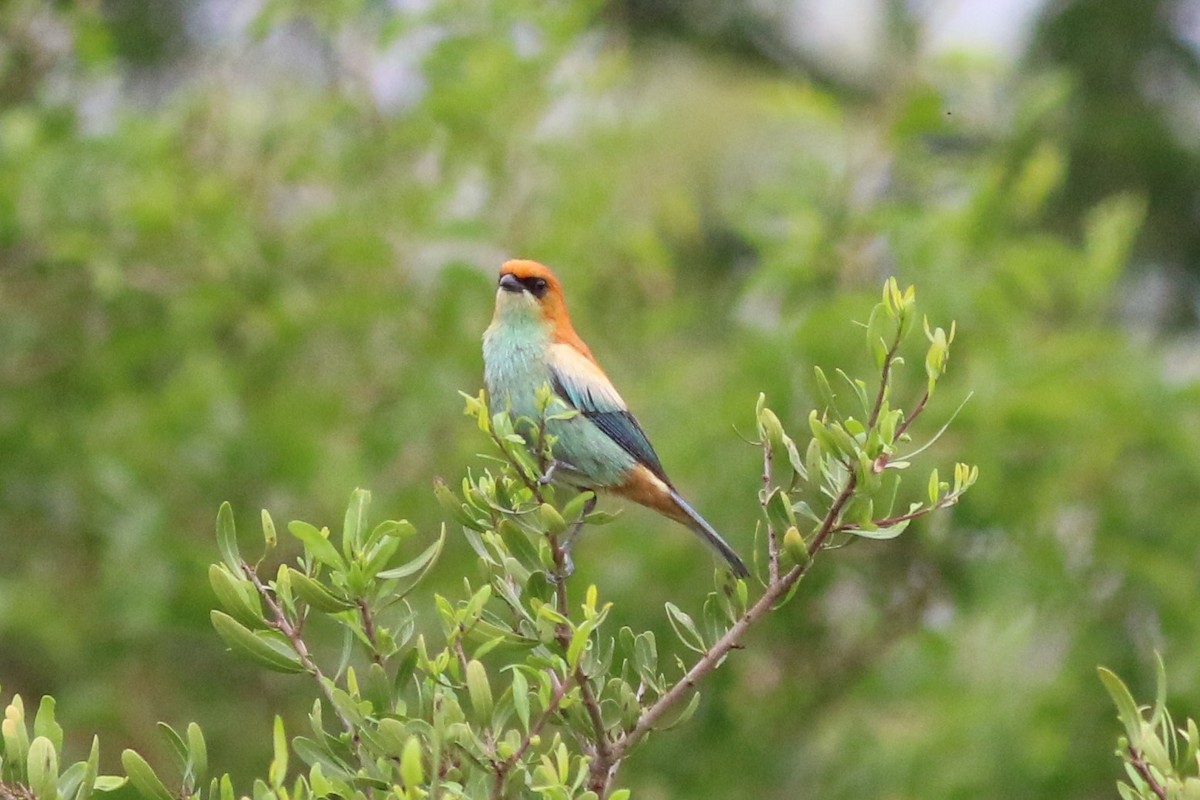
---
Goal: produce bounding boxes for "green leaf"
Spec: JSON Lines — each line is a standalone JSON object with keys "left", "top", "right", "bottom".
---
{"left": 291, "top": 737, "right": 352, "bottom": 779}
{"left": 865, "top": 303, "right": 891, "bottom": 368}
{"left": 633, "top": 631, "right": 658, "bottom": 689}
{"left": 499, "top": 519, "right": 542, "bottom": 566}
{"left": 90, "top": 776, "right": 130, "bottom": 796}
{"left": 59, "top": 762, "right": 89, "bottom": 800}
{"left": 655, "top": 690, "right": 702, "bottom": 731}
{"left": 34, "top": 696, "right": 63, "bottom": 754}
{"left": 561, "top": 491, "right": 596, "bottom": 523}
{"left": 1151, "top": 651, "right": 1168, "bottom": 729}
{"left": 1098, "top": 666, "right": 1143, "bottom": 748}
{"left": 74, "top": 737, "right": 100, "bottom": 800}
{"left": 186, "top": 724, "right": 207, "bottom": 787}
{"left": 664, "top": 603, "right": 706, "bottom": 653}
{"left": 286, "top": 568, "right": 357, "bottom": 613}
{"left": 843, "top": 520, "right": 909, "bottom": 540}
{"left": 835, "top": 369, "right": 871, "bottom": 418}
{"left": 537, "top": 503, "right": 567, "bottom": 536}
{"left": 805, "top": 437, "right": 824, "bottom": 489}
{"left": 268, "top": 716, "right": 287, "bottom": 789}
{"left": 465, "top": 660, "right": 493, "bottom": 721}
{"left": 287, "top": 521, "right": 346, "bottom": 571}
{"left": 208, "top": 564, "right": 266, "bottom": 628}
{"left": 342, "top": 489, "right": 370, "bottom": 561}
{"left": 28, "top": 736, "right": 59, "bottom": 800}
{"left": 155, "top": 723, "right": 188, "bottom": 779}
{"left": 510, "top": 669, "right": 530, "bottom": 731}
{"left": 434, "top": 478, "right": 486, "bottom": 532}
{"left": 261, "top": 509, "right": 277, "bottom": 551}
{"left": 812, "top": 367, "right": 838, "bottom": 416}
{"left": 216, "top": 502, "right": 240, "bottom": 572}
{"left": 400, "top": 737, "right": 424, "bottom": 788}
{"left": 210, "top": 611, "right": 307, "bottom": 674}
{"left": 376, "top": 526, "right": 445, "bottom": 582}
{"left": 120, "top": 750, "right": 174, "bottom": 800}
{"left": 764, "top": 488, "right": 796, "bottom": 533}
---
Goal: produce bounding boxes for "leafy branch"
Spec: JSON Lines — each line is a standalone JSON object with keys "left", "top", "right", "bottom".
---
{"left": 0, "top": 278, "right": 973, "bottom": 800}
{"left": 1099, "top": 657, "right": 1200, "bottom": 800}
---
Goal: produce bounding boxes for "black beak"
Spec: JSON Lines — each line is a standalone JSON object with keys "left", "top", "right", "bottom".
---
{"left": 498, "top": 273, "right": 523, "bottom": 293}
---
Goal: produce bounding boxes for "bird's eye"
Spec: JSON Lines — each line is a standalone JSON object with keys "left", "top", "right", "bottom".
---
{"left": 528, "top": 278, "right": 548, "bottom": 298}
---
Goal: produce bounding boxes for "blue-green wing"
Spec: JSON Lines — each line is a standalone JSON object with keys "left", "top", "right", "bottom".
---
{"left": 547, "top": 343, "right": 670, "bottom": 483}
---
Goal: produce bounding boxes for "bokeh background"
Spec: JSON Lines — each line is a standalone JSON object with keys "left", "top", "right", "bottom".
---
{"left": 4, "top": 0, "right": 1200, "bottom": 797}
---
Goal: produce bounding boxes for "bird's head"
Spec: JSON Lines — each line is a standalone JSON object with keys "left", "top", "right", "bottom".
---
{"left": 492, "top": 259, "right": 569, "bottom": 328}
{"left": 489, "top": 258, "right": 598, "bottom": 363}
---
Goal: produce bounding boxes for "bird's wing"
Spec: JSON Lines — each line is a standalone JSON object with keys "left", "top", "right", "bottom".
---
{"left": 546, "top": 342, "right": 670, "bottom": 483}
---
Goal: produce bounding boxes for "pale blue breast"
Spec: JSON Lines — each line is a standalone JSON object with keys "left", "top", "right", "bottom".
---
{"left": 483, "top": 317, "right": 636, "bottom": 488}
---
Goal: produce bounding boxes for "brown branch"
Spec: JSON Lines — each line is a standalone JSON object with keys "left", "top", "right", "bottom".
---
{"left": 868, "top": 334, "right": 903, "bottom": 427}
{"left": 241, "top": 563, "right": 359, "bottom": 743}
{"left": 357, "top": 599, "right": 384, "bottom": 666}
{"left": 603, "top": 474, "right": 858, "bottom": 774}
{"left": 494, "top": 671, "right": 573, "bottom": 796}
{"left": 832, "top": 489, "right": 964, "bottom": 534}
{"left": 595, "top": 323, "right": 910, "bottom": 795}
{"left": 894, "top": 389, "right": 929, "bottom": 440}
{"left": 545, "top": 539, "right": 613, "bottom": 793}
{"left": 1127, "top": 746, "right": 1168, "bottom": 800}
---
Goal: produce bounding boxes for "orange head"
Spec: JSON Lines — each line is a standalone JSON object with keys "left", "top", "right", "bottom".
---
{"left": 493, "top": 259, "right": 595, "bottom": 360}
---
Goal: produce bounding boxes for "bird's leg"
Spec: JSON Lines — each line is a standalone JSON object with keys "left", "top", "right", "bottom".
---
{"left": 554, "top": 547, "right": 575, "bottom": 581}
{"left": 538, "top": 459, "right": 563, "bottom": 485}
{"left": 548, "top": 494, "right": 596, "bottom": 583}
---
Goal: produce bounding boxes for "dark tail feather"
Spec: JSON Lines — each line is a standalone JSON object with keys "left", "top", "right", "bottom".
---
{"left": 668, "top": 488, "right": 750, "bottom": 578}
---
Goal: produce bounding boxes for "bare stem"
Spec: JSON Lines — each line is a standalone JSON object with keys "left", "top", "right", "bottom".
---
{"left": 894, "top": 389, "right": 929, "bottom": 440}
{"left": 357, "top": 599, "right": 384, "bottom": 666}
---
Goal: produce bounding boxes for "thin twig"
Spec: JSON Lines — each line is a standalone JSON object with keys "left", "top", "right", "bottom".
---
{"left": 894, "top": 389, "right": 929, "bottom": 440}
{"left": 357, "top": 599, "right": 384, "bottom": 666}
{"left": 507, "top": 675, "right": 569, "bottom": 768}
{"left": 762, "top": 439, "right": 779, "bottom": 584}
{"left": 832, "top": 489, "right": 964, "bottom": 534}
{"left": 488, "top": 671, "right": 577, "bottom": 799}
{"left": 242, "top": 563, "right": 359, "bottom": 742}
{"left": 1127, "top": 746, "right": 1168, "bottom": 800}
{"left": 602, "top": 473, "right": 858, "bottom": 777}
{"left": 868, "top": 337, "right": 903, "bottom": 427}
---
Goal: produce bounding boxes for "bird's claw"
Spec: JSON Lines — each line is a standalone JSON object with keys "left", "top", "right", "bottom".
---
{"left": 549, "top": 548, "right": 575, "bottom": 582}
{"left": 537, "top": 460, "right": 559, "bottom": 486}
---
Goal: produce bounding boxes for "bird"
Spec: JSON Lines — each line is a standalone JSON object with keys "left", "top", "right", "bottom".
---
{"left": 482, "top": 258, "right": 749, "bottom": 578}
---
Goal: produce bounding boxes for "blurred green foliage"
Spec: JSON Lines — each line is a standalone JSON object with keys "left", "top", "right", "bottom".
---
{"left": 3, "top": 0, "right": 1200, "bottom": 797}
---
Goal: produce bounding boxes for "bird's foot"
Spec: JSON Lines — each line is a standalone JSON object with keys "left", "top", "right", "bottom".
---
{"left": 538, "top": 459, "right": 561, "bottom": 486}
{"left": 549, "top": 548, "right": 575, "bottom": 582}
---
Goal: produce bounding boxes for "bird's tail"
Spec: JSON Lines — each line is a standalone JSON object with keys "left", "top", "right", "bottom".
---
{"left": 667, "top": 488, "right": 750, "bottom": 578}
